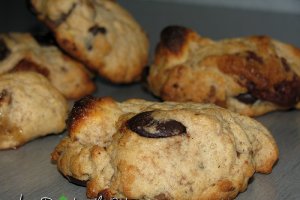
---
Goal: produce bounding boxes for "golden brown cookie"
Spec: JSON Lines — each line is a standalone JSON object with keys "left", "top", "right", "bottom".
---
{"left": 0, "top": 72, "right": 68, "bottom": 150}
{"left": 52, "top": 96, "right": 278, "bottom": 199}
{"left": 29, "top": 0, "right": 149, "bottom": 83}
{"left": 147, "top": 25, "right": 300, "bottom": 116}
{"left": 0, "top": 32, "right": 95, "bottom": 99}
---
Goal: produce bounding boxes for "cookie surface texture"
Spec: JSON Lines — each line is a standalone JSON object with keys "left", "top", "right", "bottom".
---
{"left": 52, "top": 96, "right": 278, "bottom": 199}
{"left": 147, "top": 25, "right": 300, "bottom": 116}
{"left": 0, "top": 32, "right": 95, "bottom": 99}
{"left": 30, "top": 0, "right": 149, "bottom": 83}
{"left": 0, "top": 72, "right": 68, "bottom": 150}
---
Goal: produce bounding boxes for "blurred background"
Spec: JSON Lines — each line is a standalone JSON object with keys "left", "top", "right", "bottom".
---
{"left": 0, "top": 0, "right": 298, "bottom": 62}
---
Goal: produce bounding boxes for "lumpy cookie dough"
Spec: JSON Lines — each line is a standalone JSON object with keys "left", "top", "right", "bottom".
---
{"left": 147, "top": 25, "right": 300, "bottom": 116}
{"left": 0, "top": 32, "right": 95, "bottom": 99}
{"left": 29, "top": 0, "right": 149, "bottom": 83}
{"left": 52, "top": 96, "right": 278, "bottom": 199}
{"left": 0, "top": 72, "right": 68, "bottom": 150}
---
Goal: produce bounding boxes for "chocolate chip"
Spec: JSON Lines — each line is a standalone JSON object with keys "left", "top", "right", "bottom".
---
{"left": 272, "top": 78, "right": 300, "bottom": 106}
{"left": 246, "top": 51, "right": 263, "bottom": 64}
{"left": 66, "top": 176, "right": 87, "bottom": 187}
{"left": 26, "top": 0, "right": 37, "bottom": 15}
{"left": 246, "top": 81, "right": 256, "bottom": 91}
{"left": 0, "top": 38, "right": 11, "bottom": 61}
{"left": 32, "top": 31, "right": 57, "bottom": 46}
{"left": 89, "top": 25, "right": 107, "bottom": 35}
{"left": 235, "top": 93, "right": 257, "bottom": 104}
{"left": 172, "top": 83, "right": 179, "bottom": 89}
{"left": 0, "top": 89, "right": 11, "bottom": 105}
{"left": 127, "top": 111, "right": 187, "bottom": 138}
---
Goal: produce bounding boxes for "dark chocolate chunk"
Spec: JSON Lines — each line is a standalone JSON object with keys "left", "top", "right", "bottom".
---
{"left": 249, "top": 76, "right": 300, "bottom": 107}
{"left": 235, "top": 93, "right": 257, "bottom": 104}
{"left": 89, "top": 25, "right": 107, "bottom": 35}
{"left": 272, "top": 77, "right": 300, "bottom": 106}
{"left": 0, "top": 38, "right": 11, "bottom": 61}
{"left": 32, "top": 31, "right": 57, "bottom": 46}
{"left": 66, "top": 176, "right": 87, "bottom": 187}
{"left": 246, "top": 51, "right": 263, "bottom": 64}
{"left": 127, "top": 111, "right": 187, "bottom": 138}
{"left": 0, "top": 89, "right": 11, "bottom": 105}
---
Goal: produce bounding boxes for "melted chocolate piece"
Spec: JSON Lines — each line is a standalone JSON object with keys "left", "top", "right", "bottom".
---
{"left": 127, "top": 111, "right": 187, "bottom": 138}
{"left": 272, "top": 78, "right": 300, "bottom": 106}
{"left": 249, "top": 76, "right": 300, "bottom": 107}
{"left": 235, "top": 93, "right": 257, "bottom": 104}
{"left": 281, "top": 57, "right": 291, "bottom": 72}
{"left": 66, "top": 176, "right": 87, "bottom": 187}
{"left": 32, "top": 31, "right": 57, "bottom": 46}
{"left": 89, "top": 25, "right": 107, "bottom": 35}
{"left": 11, "top": 59, "right": 50, "bottom": 78}
{"left": 246, "top": 51, "right": 263, "bottom": 64}
{"left": 0, "top": 38, "right": 11, "bottom": 61}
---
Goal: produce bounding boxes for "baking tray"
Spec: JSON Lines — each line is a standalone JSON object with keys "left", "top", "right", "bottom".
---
{"left": 0, "top": 0, "right": 300, "bottom": 199}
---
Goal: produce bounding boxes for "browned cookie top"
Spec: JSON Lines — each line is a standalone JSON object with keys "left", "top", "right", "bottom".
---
{"left": 30, "top": 0, "right": 149, "bottom": 83}
{"left": 148, "top": 25, "right": 300, "bottom": 116}
{"left": 0, "top": 32, "right": 95, "bottom": 99}
{"left": 52, "top": 96, "right": 278, "bottom": 199}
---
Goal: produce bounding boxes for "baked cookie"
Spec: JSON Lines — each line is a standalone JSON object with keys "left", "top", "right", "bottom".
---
{"left": 0, "top": 72, "right": 68, "bottom": 150}
{"left": 0, "top": 32, "right": 95, "bottom": 100}
{"left": 29, "top": 0, "right": 149, "bottom": 83}
{"left": 147, "top": 25, "right": 300, "bottom": 116}
{"left": 52, "top": 96, "right": 278, "bottom": 199}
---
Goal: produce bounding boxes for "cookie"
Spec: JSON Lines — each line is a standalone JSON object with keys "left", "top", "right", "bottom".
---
{"left": 29, "top": 0, "right": 149, "bottom": 83}
{"left": 147, "top": 25, "right": 300, "bottom": 116}
{"left": 0, "top": 32, "right": 95, "bottom": 99}
{"left": 0, "top": 72, "right": 68, "bottom": 150}
{"left": 52, "top": 96, "right": 278, "bottom": 199}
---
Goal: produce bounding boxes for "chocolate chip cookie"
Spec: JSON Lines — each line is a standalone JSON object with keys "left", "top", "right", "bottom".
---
{"left": 29, "top": 0, "right": 149, "bottom": 83}
{"left": 0, "top": 72, "right": 68, "bottom": 150}
{"left": 0, "top": 32, "right": 95, "bottom": 99}
{"left": 147, "top": 25, "right": 300, "bottom": 116}
{"left": 52, "top": 96, "right": 278, "bottom": 199}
